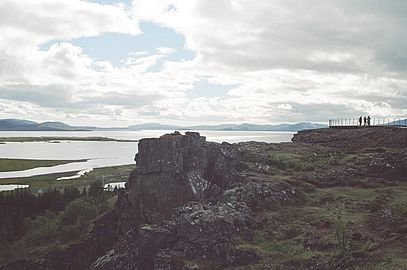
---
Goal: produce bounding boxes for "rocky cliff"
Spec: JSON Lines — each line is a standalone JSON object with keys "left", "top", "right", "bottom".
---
{"left": 92, "top": 132, "right": 297, "bottom": 269}
{"left": 115, "top": 131, "right": 240, "bottom": 234}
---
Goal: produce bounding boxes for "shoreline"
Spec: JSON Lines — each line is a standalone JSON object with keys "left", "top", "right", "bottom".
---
{"left": 0, "top": 164, "right": 134, "bottom": 193}
{"left": 0, "top": 158, "right": 88, "bottom": 172}
{"left": 0, "top": 136, "right": 139, "bottom": 143}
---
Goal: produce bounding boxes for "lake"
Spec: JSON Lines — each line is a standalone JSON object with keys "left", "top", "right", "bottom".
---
{"left": 0, "top": 130, "right": 294, "bottom": 181}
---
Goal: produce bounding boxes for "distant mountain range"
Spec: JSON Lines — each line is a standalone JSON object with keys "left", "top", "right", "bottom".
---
{"left": 0, "top": 119, "right": 88, "bottom": 131}
{"left": 127, "top": 122, "right": 328, "bottom": 131}
{"left": 0, "top": 119, "right": 328, "bottom": 132}
{"left": 385, "top": 119, "right": 407, "bottom": 126}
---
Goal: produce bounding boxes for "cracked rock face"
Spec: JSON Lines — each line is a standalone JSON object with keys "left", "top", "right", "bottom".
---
{"left": 117, "top": 132, "right": 238, "bottom": 233}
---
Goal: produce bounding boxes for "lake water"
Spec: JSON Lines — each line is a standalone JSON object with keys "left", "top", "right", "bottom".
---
{"left": 0, "top": 130, "right": 294, "bottom": 181}
{"left": 104, "top": 181, "right": 127, "bottom": 191}
{"left": 0, "top": 184, "right": 30, "bottom": 191}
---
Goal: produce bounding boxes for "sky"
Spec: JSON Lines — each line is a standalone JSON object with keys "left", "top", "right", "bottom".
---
{"left": 0, "top": 0, "right": 406, "bottom": 127}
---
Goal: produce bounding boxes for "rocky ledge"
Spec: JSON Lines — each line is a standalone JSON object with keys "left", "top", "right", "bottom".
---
{"left": 292, "top": 126, "right": 407, "bottom": 149}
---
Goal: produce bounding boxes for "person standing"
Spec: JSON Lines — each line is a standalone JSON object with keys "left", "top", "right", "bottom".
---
{"left": 359, "top": 116, "right": 362, "bottom": 126}
{"left": 367, "top": 116, "right": 371, "bottom": 126}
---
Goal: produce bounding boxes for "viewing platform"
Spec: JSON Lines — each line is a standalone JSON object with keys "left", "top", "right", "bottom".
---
{"left": 329, "top": 117, "right": 407, "bottom": 128}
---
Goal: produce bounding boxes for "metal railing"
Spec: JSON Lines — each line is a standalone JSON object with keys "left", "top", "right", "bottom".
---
{"left": 329, "top": 117, "right": 407, "bottom": 127}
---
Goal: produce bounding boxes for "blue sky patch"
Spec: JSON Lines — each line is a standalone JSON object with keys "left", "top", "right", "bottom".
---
{"left": 39, "top": 22, "right": 195, "bottom": 66}
{"left": 186, "top": 81, "right": 236, "bottom": 98}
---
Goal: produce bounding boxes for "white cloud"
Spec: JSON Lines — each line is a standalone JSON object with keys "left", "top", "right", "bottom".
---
{"left": 0, "top": 0, "right": 407, "bottom": 126}
{"left": 129, "top": 0, "right": 407, "bottom": 121}
{"left": 277, "top": 104, "right": 293, "bottom": 110}
{"left": 0, "top": 0, "right": 140, "bottom": 47}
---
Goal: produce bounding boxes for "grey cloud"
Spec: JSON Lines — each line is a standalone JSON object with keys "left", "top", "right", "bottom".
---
{"left": 290, "top": 103, "right": 365, "bottom": 122}
{"left": 188, "top": 0, "right": 407, "bottom": 75}
{"left": 0, "top": 85, "right": 161, "bottom": 112}
{"left": 83, "top": 92, "right": 162, "bottom": 108}
{"left": 0, "top": 85, "right": 73, "bottom": 107}
{"left": 137, "top": 111, "right": 161, "bottom": 117}
{"left": 0, "top": 0, "right": 140, "bottom": 43}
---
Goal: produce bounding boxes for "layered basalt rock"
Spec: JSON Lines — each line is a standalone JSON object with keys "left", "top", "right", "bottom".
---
{"left": 116, "top": 131, "right": 239, "bottom": 234}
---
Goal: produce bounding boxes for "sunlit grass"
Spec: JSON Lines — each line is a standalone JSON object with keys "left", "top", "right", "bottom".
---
{"left": 0, "top": 158, "right": 86, "bottom": 172}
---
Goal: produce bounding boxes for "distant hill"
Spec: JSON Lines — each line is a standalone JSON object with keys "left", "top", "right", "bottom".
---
{"left": 0, "top": 119, "right": 38, "bottom": 129}
{"left": 0, "top": 119, "right": 327, "bottom": 132}
{"left": 0, "top": 119, "right": 88, "bottom": 131}
{"left": 127, "top": 122, "right": 327, "bottom": 132}
{"left": 385, "top": 119, "right": 407, "bottom": 126}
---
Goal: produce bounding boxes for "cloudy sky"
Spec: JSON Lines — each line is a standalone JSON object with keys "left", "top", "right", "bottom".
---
{"left": 0, "top": 0, "right": 406, "bottom": 126}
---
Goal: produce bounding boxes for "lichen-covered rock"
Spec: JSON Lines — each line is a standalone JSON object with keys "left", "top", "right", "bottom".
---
{"left": 218, "top": 179, "right": 296, "bottom": 210}
{"left": 204, "top": 142, "right": 239, "bottom": 188}
{"left": 167, "top": 201, "right": 254, "bottom": 259}
{"left": 92, "top": 201, "right": 255, "bottom": 270}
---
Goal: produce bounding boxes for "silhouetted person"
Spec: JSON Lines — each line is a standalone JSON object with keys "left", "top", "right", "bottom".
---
{"left": 364, "top": 116, "right": 367, "bottom": 126}
{"left": 359, "top": 116, "right": 362, "bottom": 126}
{"left": 367, "top": 116, "right": 371, "bottom": 126}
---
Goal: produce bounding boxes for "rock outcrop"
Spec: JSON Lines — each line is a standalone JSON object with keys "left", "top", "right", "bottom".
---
{"left": 116, "top": 131, "right": 239, "bottom": 233}
{"left": 92, "top": 132, "right": 297, "bottom": 270}
{"left": 292, "top": 126, "right": 407, "bottom": 149}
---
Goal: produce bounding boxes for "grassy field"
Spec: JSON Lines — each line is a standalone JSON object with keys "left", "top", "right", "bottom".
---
{"left": 0, "top": 136, "right": 138, "bottom": 143}
{"left": 0, "top": 158, "right": 87, "bottom": 172}
{"left": 0, "top": 164, "right": 135, "bottom": 192}
{"left": 218, "top": 179, "right": 407, "bottom": 270}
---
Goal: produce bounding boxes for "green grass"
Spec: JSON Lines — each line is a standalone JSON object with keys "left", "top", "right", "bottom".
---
{"left": 0, "top": 164, "right": 134, "bottom": 193}
{"left": 225, "top": 205, "right": 330, "bottom": 269}
{"left": 0, "top": 137, "right": 138, "bottom": 143}
{"left": 354, "top": 259, "right": 407, "bottom": 270}
{"left": 0, "top": 158, "right": 87, "bottom": 172}
{"left": 267, "top": 151, "right": 332, "bottom": 172}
